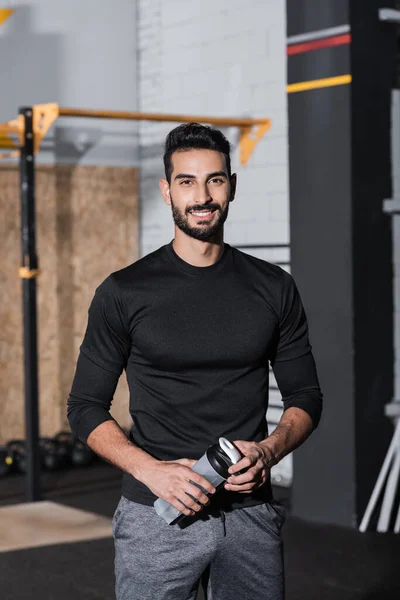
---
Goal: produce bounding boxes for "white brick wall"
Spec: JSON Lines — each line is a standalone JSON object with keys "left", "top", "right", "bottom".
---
{"left": 137, "top": 0, "right": 289, "bottom": 257}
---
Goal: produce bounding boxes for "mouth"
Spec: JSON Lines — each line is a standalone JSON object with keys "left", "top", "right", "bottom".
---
{"left": 189, "top": 209, "right": 218, "bottom": 222}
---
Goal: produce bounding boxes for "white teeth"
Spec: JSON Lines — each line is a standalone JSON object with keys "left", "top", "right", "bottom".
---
{"left": 192, "top": 211, "right": 212, "bottom": 216}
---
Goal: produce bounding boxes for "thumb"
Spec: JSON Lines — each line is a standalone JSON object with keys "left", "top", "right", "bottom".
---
{"left": 230, "top": 440, "right": 247, "bottom": 453}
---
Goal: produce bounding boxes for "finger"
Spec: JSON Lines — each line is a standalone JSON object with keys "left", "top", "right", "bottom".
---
{"left": 229, "top": 440, "right": 248, "bottom": 451}
{"left": 225, "top": 472, "right": 265, "bottom": 491}
{"left": 226, "top": 467, "right": 259, "bottom": 485}
{"left": 230, "top": 440, "right": 252, "bottom": 455}
{"left": 175, "top": 497, "right": 197, "bottom": 516}
{"left": 228, "top": 455, "right": 256, "bottom": 474}
{"left": 183, "top": 492, "right": 207, "bottom": 512}
{"left": 162, "top": 493, "right": 196, "bottom": 517}
{"left": 187, "top": 481, "right": 212, "bottom": 506}
{"left": 225, "top": 481, "right": 255, "bottom": 492}
{"left": 184, "top": 471, "right": 216, "bottom": 495}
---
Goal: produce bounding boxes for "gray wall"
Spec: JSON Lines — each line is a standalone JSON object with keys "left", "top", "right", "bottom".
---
{"left": 0, "top": 0, "right": 138, "bottom": 165}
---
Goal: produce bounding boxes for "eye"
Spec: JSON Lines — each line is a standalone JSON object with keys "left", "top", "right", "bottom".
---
{"left": 180, "top": 179, "right": 193, "bottom": 185}
{"left": 209, "top": 178, "right": 225, "bottom": 185}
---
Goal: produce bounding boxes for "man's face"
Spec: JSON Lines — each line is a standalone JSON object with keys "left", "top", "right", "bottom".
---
{"left": 159, "top": 149, "right": 236, "bottom": 242}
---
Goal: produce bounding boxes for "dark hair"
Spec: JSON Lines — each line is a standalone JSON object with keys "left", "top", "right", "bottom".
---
{"left": 163, "top": 122, "right": 232, "bottom": 183}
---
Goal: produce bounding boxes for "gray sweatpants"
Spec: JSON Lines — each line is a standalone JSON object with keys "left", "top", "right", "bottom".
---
{"left": 112, "top": 495, "right": 286, "bottom": 600}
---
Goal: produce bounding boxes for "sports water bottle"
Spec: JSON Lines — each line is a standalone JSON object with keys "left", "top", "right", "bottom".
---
{"left": 154, "top": 437, "right": 242, "bottom": 525}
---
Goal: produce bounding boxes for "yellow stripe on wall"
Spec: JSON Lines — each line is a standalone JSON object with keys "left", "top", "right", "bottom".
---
{"left": 0, "top": 9, "right": 13, "bottom": 27}
{"left": 287, "top": 74, "right": 352, "bottom": 94}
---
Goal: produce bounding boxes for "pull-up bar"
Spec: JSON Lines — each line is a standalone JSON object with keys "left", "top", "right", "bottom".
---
{"left": 60, "top": 106, "right": 266, "bottom": 127}
{"left": 0, "top": 103, "right": 271, "bottom": 503}
{"left": 1, "top": 103, "right": 271, "bottom": 165}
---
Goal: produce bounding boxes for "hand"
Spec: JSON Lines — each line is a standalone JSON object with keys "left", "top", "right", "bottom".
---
{"left": 224, "top": 440, "right": 275, "bottom": 494}
{"left": 136, "top": 458, "right": 216, "bottom": 517}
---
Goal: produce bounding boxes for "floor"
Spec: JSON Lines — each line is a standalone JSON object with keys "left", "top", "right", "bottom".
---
{"left": 0, "top": 501, "right": 112, "bottom": 552}
{"left": 1, "top": 462, "right": 399, "bottom": 600}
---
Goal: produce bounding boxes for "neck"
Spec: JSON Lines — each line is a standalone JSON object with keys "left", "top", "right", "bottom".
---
{"left": 172, "top": 230, "right": 225, "bottom": 267}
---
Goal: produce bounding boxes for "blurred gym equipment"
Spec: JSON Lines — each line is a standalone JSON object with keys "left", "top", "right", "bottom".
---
{"left": 358, "top": 7, "right": 400, "bottom": 534}
{"left": 6, "top": 440, "right": 28, "bottom": 473}
{"left": 359, "top": 418, "right": 400, "bottom": 533}
{"left": 0, "top": 446, "right": 14, "bottom": 477}
{"left": 39, "top": 438, "right": 65, "bottom": 471}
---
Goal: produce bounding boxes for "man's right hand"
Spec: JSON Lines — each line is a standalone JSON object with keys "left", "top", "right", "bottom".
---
{"left": 135, "top": 458, "right": 216, "bottom": 517}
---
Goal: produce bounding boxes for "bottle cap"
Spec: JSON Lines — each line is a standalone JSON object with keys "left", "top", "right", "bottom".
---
{"left": 218, "top": 438, "right": 241, "bottom": 464}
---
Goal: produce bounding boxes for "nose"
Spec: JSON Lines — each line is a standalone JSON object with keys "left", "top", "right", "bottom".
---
{"left": 196, "top": 182, "right": 212, "bottom": 205}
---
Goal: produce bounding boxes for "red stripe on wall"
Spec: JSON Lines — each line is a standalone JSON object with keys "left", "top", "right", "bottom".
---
{"left": 287, "top": 33, "right": 351, "bottom": 56}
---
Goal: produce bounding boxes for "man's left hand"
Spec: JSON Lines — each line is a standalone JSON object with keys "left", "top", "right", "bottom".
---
{"left": 224, "top": 440, "right": 275, "bottom": 494}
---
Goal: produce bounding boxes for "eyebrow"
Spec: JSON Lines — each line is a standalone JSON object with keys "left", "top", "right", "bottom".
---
{"left": 174, "top": 171, "right": 228, "bottom": 181}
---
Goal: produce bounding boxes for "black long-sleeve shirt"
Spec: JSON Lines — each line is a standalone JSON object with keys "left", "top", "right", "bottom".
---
{"left": 68, "top": 241, "right": 322, "bottom": 510}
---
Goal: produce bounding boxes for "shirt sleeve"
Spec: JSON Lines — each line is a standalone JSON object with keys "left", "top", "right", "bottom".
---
{"left": 67, "top": 275, "right": 131, "bottom": 443}
{"left": 270, "top": 271, "right": 323, "bottom": 429}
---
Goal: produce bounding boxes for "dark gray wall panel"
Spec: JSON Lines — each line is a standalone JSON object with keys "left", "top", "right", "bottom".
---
{"left": 289, "top": 85, "right": 355, "bottom": 526}
{"left": 288, "top": 0, "right": 396, "bottom": 527}
{"left": 288, "top": 46, "right": 350, "bottom": 85}
{"left": 287, "top": 0, "right": 349, "bottom": 37}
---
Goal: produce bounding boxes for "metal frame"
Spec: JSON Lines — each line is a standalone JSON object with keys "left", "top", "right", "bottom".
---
{"left": 0, "top": 103, "right": 272, "bottom": 502}
{"left": 0, "top": 103, "right": 271, "bottom": 166}
{"left": 19, "top": 108, "right": 41, "bottom": 501}
{"left": 379, "top": 8, "right": 400, "bottom": 24}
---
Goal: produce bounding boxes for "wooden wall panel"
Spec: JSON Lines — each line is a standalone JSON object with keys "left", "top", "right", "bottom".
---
{"left": 0, "top": 164, "right": 138, "bottom": 444}
{"left": 0, "top": 167, "right": 24, "bottom": 442}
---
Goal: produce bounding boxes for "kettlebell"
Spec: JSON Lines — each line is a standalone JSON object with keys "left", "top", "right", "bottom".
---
{"left": 71, "top": 439, "right": 94, "bottom": 466}
{"left": 6, "top": 440, "right": 27, "bottom": 473}
{"left": 53, "top": 431, "right": 74, "bottom": 466}
{"left": 39, "top": 437, "right": 64, "bottom": 471}
{"left": 0, "top": 446, "right": 14, "bottom": 477}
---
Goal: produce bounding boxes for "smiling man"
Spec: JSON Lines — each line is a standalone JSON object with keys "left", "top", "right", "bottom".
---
{"left": 67, "top": 123, "right": 323, "bottom": 600}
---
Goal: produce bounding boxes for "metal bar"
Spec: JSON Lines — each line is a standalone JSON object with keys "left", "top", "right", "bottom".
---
{"left": 379, "top": 8, "right": 400, "bottom": 24}
{"left": 377, "top": 445, "right": 400, "bottom": 532}
{"left": 287, "top": 33, "right": 351, "bottom": 56}
{"left": 0, "top": 124, "right": 20, "bottom": 136}
{"left": 287, "top": 74, "right": 352, "bottom": 94}
{"left": 359, "top": 418, "right": 400, "bottom": 532}
{"left": 58, "top": 107, "right": 267, "bottom": 127}
{"left": 383, "top": 198, "right": 400, "bottom": 213}
{"left": 19, "top": 107, "right": 41, "bottom": 502}
{"left": 287, "top": 24, "right": 350, "bottom": 45}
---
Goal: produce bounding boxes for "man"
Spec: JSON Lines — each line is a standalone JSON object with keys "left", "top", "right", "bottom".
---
{"left": 67, "top": 123, "right": 322, "bottom": 600}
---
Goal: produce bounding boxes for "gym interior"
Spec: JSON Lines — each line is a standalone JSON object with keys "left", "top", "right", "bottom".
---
{"left": 1, "top": 1, "right": 400, "bottom": 599}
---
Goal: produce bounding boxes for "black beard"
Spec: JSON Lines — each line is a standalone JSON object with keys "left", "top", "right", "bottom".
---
{"left": 170, "top": 198, "right": 230, "bottom": 241}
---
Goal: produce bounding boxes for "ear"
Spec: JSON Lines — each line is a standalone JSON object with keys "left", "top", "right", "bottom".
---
{"left": 229, "top": 173, "right": 237, "bottom": 202}
{"left": 159, "top": 178, "right": 171, "bottom": 206}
